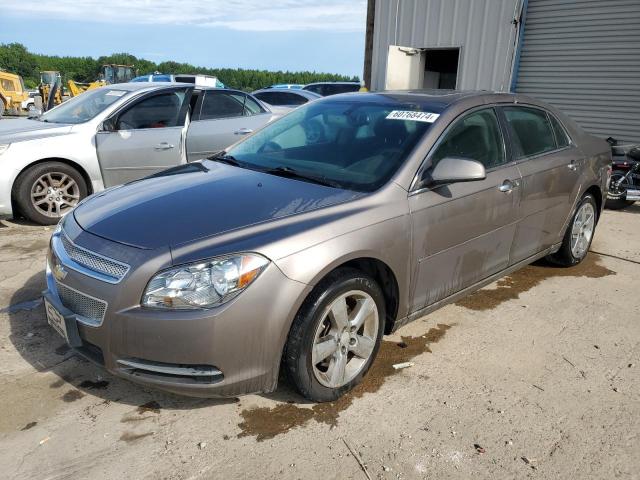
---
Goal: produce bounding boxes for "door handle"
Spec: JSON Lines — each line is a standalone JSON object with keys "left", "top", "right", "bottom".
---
{"left": 499, "top": 180, "right": 516, "bottom": 193}
{"left": 154, "top": 142, "right": 175, "bottom": 150}
{"left": 567, "top": 160, "right": 578, "bottom": 171}
{"left": 234, "top": 128, "right": 253, "bottom": 135}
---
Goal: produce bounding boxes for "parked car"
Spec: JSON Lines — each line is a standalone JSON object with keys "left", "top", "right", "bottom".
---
{"left": 252, "top": 88, "right": 321, "bottom": 108}
{"left": 0, "top": 83, "right": 277, "bottom": 224}
{"left": 302, "top": 82, "right": 361, "bottom": 96}
{"left": 131, "top": 73, "right": 225, "bottom": 88}
{"left": 43, "top": 91, "right": 610, "bottom": 402}
{"left": 268, "top": 84, "right": 304, "bottom": 90}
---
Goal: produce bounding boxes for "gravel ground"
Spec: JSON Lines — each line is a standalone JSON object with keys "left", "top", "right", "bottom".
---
{"left": 1, "top": 205, "right": 638, "bottom": 480}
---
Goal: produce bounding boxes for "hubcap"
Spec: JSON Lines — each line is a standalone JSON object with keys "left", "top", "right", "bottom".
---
{"left": 30, "top": 172, "right": 80, "bottom": 218}
{"left": 311, "top": 290, "right": 379, "bottom": 389}
{"left": 570, "top": 202, "right": 595, "bottom": 258}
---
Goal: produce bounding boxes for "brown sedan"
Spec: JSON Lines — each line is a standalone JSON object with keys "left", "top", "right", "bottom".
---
{"left": 43, "top": 91, "right": 611, "bottom": 401}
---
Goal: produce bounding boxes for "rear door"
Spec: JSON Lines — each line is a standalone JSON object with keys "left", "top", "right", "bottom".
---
{"left": 186, "top": 90, "right": 272, "bottom": 161}
{"left": 96, "top": 87, "right": 192, "bottom": 186}
{"left": 409, "top": 107, "right": 521, "bottom": 311}
{"left": 501, "top": 106, "right": 580, "bottom": 263}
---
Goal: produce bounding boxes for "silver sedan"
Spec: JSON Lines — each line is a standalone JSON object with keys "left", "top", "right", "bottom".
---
{"left": 0, "top": 83, "right": 277, "bottom": 224}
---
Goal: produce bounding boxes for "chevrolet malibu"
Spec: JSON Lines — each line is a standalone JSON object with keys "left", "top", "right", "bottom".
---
{"left": 43, "top": 91, "right": 610, "bottom": 402}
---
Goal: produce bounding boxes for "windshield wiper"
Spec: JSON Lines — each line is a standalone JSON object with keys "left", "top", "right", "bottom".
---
{"left": 207, "top": 152, "right": 242, "bottom": 167}
{"left": 263, "top": 166, "right": 341, "bottom": 188}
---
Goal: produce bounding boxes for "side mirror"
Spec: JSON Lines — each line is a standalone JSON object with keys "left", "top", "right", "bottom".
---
{"left": 428, "top": 157, "right": 486, "bottom": 185}
{"left": 101, "top": 118, "right": 117, "bottom": 132}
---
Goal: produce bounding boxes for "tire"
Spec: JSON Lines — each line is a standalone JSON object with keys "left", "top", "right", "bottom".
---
{"left": 0, "top": 101, "right": 5, "bottom": 118}
{"left": 605, "top": 170, "right": 635, "bottom": 210}
{"left": 548, "top": 193, "right": 598, "bottom": 267}
{"left": 13, "top": 162, "right": 88, "bottom": 225}
{"left": 284, "top": 268, "right": 386, "bottom": 402}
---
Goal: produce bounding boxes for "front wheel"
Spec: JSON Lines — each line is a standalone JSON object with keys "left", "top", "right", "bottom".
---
{"left": 284, "top": 268, "right": 385, "bottom": 402}
{"left": 606, "top": 170, "right": 635, "bottom": 210}
{"left": 548, "top": 193, "right": 597, "bottom": 267}
{"left": 13, "top": 162, "right": 88, "bottom": 225}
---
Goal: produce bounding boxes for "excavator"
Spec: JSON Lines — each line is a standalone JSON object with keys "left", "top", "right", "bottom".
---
{"left": 0, "top": 69, "right": 32, "bottom": 118}
{"left": 39, "top": 64, "right": 137, "bottom": 111}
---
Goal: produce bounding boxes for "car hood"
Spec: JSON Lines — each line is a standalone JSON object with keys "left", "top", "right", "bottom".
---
{"left": 0, "top": 118, "right": 73, "bottom": 143}
{"left": 73, "top": 161, "right": 364, "bottom": 250}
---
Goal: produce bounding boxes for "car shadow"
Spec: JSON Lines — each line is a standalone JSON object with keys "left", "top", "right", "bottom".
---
{"left": 7, "top": 270, "right": 238, "bottom": 409}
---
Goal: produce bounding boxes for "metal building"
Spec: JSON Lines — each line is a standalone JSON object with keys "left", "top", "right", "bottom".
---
{"left": 365, "top": 0, "right": 640, "bottom": 143}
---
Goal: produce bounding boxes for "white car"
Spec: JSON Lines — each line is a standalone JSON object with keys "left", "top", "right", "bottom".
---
{"left": 0, "top": 83, "right": 277, "bottom": 224}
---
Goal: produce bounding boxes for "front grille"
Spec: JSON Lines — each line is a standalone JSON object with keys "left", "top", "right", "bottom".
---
{"left": 56, "top": 281, "right": 107, "bottom": 326}
{"left": 61, "top": 234, "right": 129, "bottom": 281}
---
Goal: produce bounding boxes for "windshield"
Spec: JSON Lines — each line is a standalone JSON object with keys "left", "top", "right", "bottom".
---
{"left": 40, "top": 88, "right": 130, "bottom": 124}
{"left": 226, "top": 98, "right": 437, "bottom": 192}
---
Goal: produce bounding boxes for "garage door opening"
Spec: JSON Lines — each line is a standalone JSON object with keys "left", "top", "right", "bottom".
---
{"left": 385, "top": 46, "right": 460, "bottom": 90}
{"left": 423, "top": 48, "right": 459, "bottom": 89}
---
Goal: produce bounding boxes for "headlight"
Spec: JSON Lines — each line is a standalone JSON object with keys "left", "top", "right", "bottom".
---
{"left": 0, "top": 144, "right": 10, "bottom": 155}
{"left": 142, "top": 253, "right": 269, "bottom": 309}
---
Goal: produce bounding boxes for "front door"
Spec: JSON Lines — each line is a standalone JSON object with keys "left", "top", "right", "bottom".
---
{"left": 409, "top": 107, "right": 521, "bottom": 312}
{"left": 500, "top": 106, "right": 580, "bottom": 263}
{"left": 96, "top": 87, "right": 192, "bottom": 186}
{"left": 186, "top": 90, "right": 272, "bottom": 161}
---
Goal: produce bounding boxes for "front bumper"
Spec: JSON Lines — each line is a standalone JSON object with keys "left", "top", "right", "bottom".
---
{"left": 45, "top": 215, "right": 310, "bottom": 397}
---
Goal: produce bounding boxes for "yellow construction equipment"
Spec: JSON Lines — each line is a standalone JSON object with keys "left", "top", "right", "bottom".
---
{"left": 38, "top": 71, "right": 64, "bottom": 111}
{"left": 0, "top": 70, "right": 31, "bottom": 118}
{"left": 39, "top": 64, "right": 137, "bottom": 111}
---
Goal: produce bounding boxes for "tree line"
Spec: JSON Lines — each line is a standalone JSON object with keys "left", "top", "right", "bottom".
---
{"left": 0, "top": 43, "right": 359, "bottom": 91}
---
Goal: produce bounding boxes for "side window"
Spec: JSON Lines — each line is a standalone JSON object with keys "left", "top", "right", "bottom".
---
{"left": 549, "top": 113, "right": 571, "bottom": 149}
{"left": 117, "top": 91, "right": 186, "bottom": 130}
{"left": 200, "top": 91, "right": 245, "bottom": 120}
{"left": 285, "top": 93, "right": 308, "bottom": 105}
{"left": 244, "top": 95, "right": 266, "bottom": 115}
{"left": 503, "top": 106, "right": 557, "bottom": 158}
{"left": 430, "top": 108, "right": 506, "bottom": 169}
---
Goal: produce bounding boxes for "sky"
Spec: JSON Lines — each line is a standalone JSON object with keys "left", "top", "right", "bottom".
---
{"left": 0, "top": 0, "right": 367, "bottom": 77}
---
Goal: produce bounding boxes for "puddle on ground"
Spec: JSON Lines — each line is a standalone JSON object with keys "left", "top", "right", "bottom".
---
{"left": 455, "top": 254, "right": 615, "bottom": 311}
{"left": 237, "top": 323, "right": 452, "bottom": 442}
{"left": 21, "top": 421, "right": 37, "bottom": 431}
{"left": 137, "top": 401, "right": 161, "bottom": 414}
{"left": 121, "top": 401, "right": 162, "bottom": 423}
{"left": 119, "top": 431, "right": 154, "bottom": 443}
{"left": 79, "top": 380, "right": 109, "bottom": 390}
{"left": 61, "top": 389, "right": 85, "bottom": 402}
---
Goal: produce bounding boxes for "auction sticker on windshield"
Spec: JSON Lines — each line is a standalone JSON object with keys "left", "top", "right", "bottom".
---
{"left": 386, "top": 111, "right": 440, "bottom": 123}
{"left": 105, "top": 90, "right": 127, "bottom": 97}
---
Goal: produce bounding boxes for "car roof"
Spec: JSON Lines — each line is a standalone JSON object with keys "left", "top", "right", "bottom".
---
{"left": 320, "top": 90, "right": 535, "bottom": 113}
{"left": 304, "top": 81, "right": 360, "bottom": 86}
{"left": 252, "top": 88, "right": 321, "bottom": 98}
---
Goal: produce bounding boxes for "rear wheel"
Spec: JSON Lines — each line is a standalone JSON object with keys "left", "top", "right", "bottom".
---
{"left": 606, "top": 170, "right": 635, "bottom": 209}
{"left": 284, "top": 268, "right": 385, "bottom": 402}
{"left": 0, "top": 101, "right": 5, "bottom": 118}
{"left": 548, "top": 193, "right": 597, "bottom": 266}
{"left": 13, "top": 162, "right": 87, "bottom": 225}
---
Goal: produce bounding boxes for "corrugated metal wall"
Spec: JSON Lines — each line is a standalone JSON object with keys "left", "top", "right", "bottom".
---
{"left": 515, "top": 0, "right": 640, "bottom": 143}
{"left": 371, "top": 0, "right": 520, "bottom": 91}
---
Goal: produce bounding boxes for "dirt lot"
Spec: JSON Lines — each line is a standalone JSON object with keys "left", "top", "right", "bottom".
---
{"left": 1, "top": 206, "right": 639, "bottom": 480}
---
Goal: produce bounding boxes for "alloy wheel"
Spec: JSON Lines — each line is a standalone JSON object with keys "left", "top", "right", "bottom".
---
{"left": 311, "top": 290, "right": 379, "bottom": 388}
{"left": 30, "top": 172, "right": 80, "bottom": 218}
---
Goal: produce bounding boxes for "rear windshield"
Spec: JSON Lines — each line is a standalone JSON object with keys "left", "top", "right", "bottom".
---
{"left": 227, "top": 99, "right": 438, "bottom": 192}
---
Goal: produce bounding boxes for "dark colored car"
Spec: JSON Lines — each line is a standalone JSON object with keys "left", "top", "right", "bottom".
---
{"left": 252, "top": 88, "right": 321, "bottom": 107}
{"left": 302, "top": 82, "right": 361, "bottom": 96}
{"left": 43, "top": 90, "right": 610, "bottom": 402}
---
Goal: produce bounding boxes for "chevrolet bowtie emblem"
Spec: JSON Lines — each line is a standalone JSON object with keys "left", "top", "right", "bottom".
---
{"left": 53, "top": 261, "right": 67, "bottom": 281}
